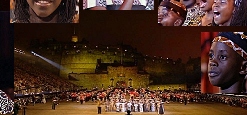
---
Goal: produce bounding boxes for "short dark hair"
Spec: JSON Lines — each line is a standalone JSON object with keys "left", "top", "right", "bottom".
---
{"left": 14, "top": 0, "right": 77, "bottom": 23}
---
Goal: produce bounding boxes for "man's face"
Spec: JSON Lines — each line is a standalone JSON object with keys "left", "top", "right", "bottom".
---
{"left": 200, "top": 0, "right": 214, "bottom": 11}
{"left": 27, "top": 0, "right": 62, "bottom": 17}
{"left": 208, "top": 42, "right": 243, "bottom": 87}
{"left": 158, "top": 6, "right": 181, "bottom": 26}
{"left": 213, "top": 0, "right": 234, "bottom": 25}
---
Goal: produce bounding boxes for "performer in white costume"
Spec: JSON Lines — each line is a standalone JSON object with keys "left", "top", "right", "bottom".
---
{"left": 121, "top": 103, "right": 126, "bottom": 112}
{"left": 116, "top": 101, "right": 120, "bottom": 112}
{"left": 134, "top": 101, "right": 139, "bottom": 112}
{"left": 139, "top": 101, "right": 144, "bottom": 112}
{"left": 127, "top": 101, "right": 132, "bottom": 111}
{"left": 158, "top": 102, "right": 165, "bottom": 115}
{"left": 151, "top": 100, "right": 156, "bottom": 112}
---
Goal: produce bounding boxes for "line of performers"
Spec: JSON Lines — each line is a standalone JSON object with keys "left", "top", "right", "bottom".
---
{"left": 104, "top": 98, "right": 165, "bottom": 114}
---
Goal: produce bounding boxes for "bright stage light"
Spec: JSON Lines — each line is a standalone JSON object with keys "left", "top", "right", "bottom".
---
{"left": 30, "top": 51, "right": 67, "bottom": 70}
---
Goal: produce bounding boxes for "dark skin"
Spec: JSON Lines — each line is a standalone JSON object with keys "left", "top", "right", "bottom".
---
{"left": 208, "top": 42, "right": 244, "bottom": 93}
{"left": 27, "top": 0, "right": 61, "bottom": 23}
{"left": 90, "top": 0, "right": 134, "bottom": 10}
{"left": 240, "top": 61, "right": 247, "bottom": 93}
{"left": 1, "top": 88, "right": 14, "bottom": 100}
{"left": 158, "top": 6, "right": 184, "bottom": 26}
{"left": 29, "top": 7, "right": 59, "bottom": 23}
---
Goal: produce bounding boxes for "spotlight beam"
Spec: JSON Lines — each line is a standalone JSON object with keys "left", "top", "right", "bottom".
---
{"left": 31, "top": 52, "right": 65, "bottom": 70}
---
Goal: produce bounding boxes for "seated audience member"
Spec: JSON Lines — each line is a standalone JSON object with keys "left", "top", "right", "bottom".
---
{"left": 158, "top": 0, "right": 187, "bottom": 26}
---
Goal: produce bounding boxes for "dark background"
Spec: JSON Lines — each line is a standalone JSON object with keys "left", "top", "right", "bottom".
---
{"left": 0, "top": 0, "right": 9, "bottom": 11}
{"left": 14, "top": 0, "right": 199, "bottom": 63}
{"left": 13, "top": 1, "right": 247, "bottom": 63}
{"left": 0, "top": 11, "right": 14, "bottom": 100}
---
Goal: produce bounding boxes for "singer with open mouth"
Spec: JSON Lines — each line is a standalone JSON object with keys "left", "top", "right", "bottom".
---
{"left": 212, "top": 0, "right": 247, "bottom": 26}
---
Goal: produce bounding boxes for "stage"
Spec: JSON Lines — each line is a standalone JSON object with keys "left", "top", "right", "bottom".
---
{"left": 18, "top": 100, "right": 247, "bottom": 115}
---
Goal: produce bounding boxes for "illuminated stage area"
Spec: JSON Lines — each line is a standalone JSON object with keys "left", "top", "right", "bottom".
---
{"left": 19, "top": 101, "right": 247, "bottom": 115}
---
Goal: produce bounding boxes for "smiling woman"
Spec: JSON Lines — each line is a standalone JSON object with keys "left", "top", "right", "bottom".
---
{"left": 208, "top": 32, "right": 247, "bottom": 93}
{"left": 27, "top": 0, "right": 62, "bottom": 17}
{"left": 13, "top": 0, "right": 77, "bottom": 23}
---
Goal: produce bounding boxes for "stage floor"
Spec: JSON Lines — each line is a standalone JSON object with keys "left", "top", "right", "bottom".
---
{"left": 18, "top": 100, "right": 247, "bottom": 115}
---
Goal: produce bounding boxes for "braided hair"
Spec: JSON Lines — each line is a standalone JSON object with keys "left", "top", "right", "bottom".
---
{"left": 230, "top": 0, "right": 247, "bottom": 26}
{"left": 13, "top": 0, "right": 77, "bottom": 23}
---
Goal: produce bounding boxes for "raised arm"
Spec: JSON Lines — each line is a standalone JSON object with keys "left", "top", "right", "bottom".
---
{"left": 119, "top": 0, "right": 134, "bottom": 10}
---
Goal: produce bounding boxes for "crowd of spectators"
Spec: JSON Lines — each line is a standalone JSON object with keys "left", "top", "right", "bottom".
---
{"left": 13, "top": 58, "right": 247, "bottom": 110}
{"left": 206, "top": 94, "right": 247, "bottom": 108}
{"left": 14, "top": 58, "right": 78, "bottom": 95}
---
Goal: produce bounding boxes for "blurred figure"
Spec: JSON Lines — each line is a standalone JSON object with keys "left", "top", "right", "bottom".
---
{"left": 158, "top": 0, "right": 187, "bottom": 26}
{"left": 199, "top": 0, "right": 214, "bottom": 26}
{"left": 181, "top": 0, "right": 205, "bottom": 26}
{"left": 83, "top": 0, "right": 154, "bottom": 10}
{"left": 0, "top": 90, "right": 14, "bottom": 114}
{"left": 97, "top": 99, "right": 102, "bottom": 114}
{"left": 42, "top": 94, "right": 46, "bottom": 104}
{"left": 240, "top": 61, "right": 247, "bottom": 93}
{"left": 73, "top": 0, "right": 79, "bottom": 23}
{"left": 13, "top": 100, "right": 20, "bottom": 115}
{"left": 10, "top": 0, "right": 15, "bottom": 23}
{"left": 126, "top": 110, "right": 132, "bottom": 115}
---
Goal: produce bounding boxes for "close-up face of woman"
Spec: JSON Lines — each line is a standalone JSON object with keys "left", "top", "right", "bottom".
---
{"left": 213, "top": 0, "right": 234, "bottom": 26}
{"left": 200, "top": 0, "right": 214, "bottom": 11}
{"left": 208, "top": 42, "right": 243, "bottom": 88}
{"left": 27, "top": 0, "right": 62, "bottom": 17}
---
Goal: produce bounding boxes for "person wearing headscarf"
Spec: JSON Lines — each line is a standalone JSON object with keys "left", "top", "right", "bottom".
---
{"left": 158, "top": 0, "right": 187, "bottom": 26}
{"left": 208, "top": 32, "right": 247, "bottom": 93}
